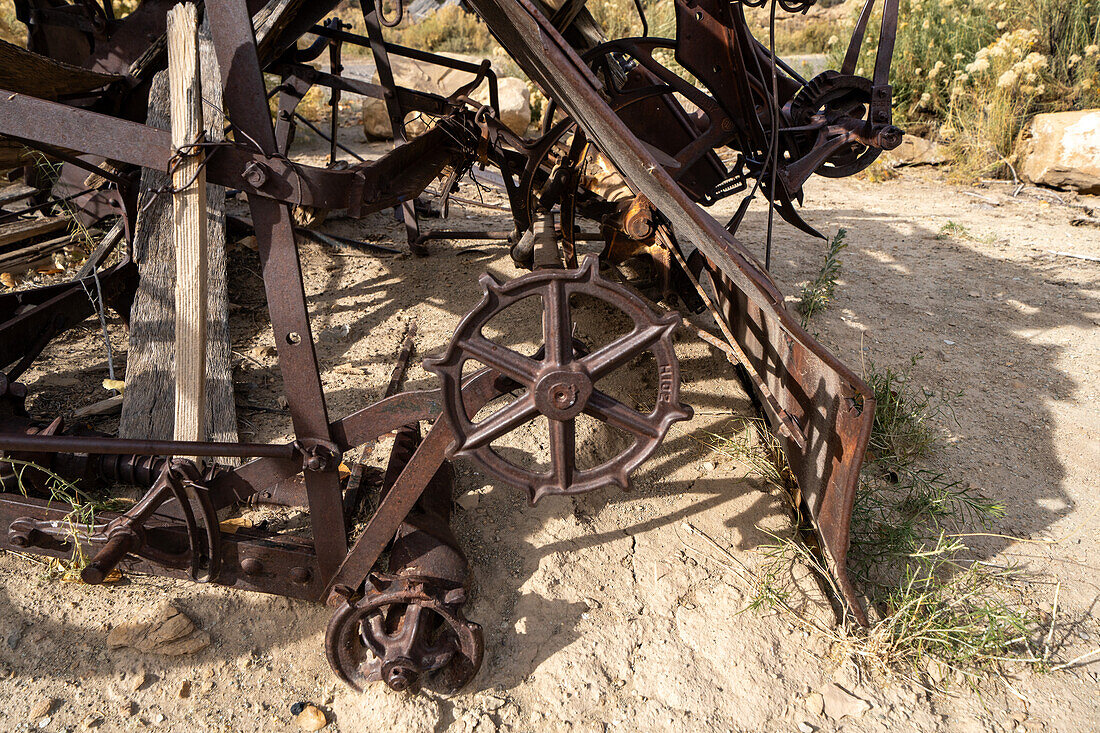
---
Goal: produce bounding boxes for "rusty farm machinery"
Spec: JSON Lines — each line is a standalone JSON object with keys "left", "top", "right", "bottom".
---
{"left": 0, "top": 0, "right": 901, "bottom": 692}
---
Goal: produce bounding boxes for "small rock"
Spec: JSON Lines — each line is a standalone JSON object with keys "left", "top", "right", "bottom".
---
{"left": 805, "top": 692, "right": 825, "bottom": 716}
{"left": 249, "top": 344, "right": 276, "bottom": 360}
{"left": 177, "top": 680, "right": 191, "bottom": 699}
{"left": 967, "top": 291, "right": 981, "bottom": 298}
{"left": 296, "top": 704, "right": 328, "bottom": 731}
{"left": 130, "top": 668, "right": 147, "bottom": 692}
{"left": 333, "top": 363, "right": 365, "bottom": 376}
{"left": 318, "top": 324, "right": 350, "bottom": 343}
{"left": 702, "top": 461, "right": 715, "bottom": 471}
{"left": 480, "top": 694, "right": 506, "bottom": 711}
{"left": 925, "top": 658, "right": 948, "bottom": 685}
{"left": 820, "top": 682, "right": 871, "bottom": 720}
{"left": 37, "top": 716, "right": 51, "bottom": 729}
{"left": 80, "top": 713, "right": 103, "bottom": 730}
{"left": 7, "top": 624, "right": 24, "bottom": 650}
{"left": 106, "top": 602, "right": 210, "bottom": 656}
{"left": 154, "top": 713, "right": 166, "bottom": 724}
{"left": 456, "top": 492, "right": 481, "bottom": 510}
{"left": 798, "top": 723, "right": 816, "bottom": 733}
{"left": 120, "top": 700, "right": 135, "bottom": 717}
{"left": 29, "top": 698, "right": 53, "bottom": 719}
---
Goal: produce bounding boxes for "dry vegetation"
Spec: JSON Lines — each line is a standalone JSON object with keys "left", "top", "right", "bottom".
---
{"left": 831, "top": 0, "right": 1100, "bottom": 177}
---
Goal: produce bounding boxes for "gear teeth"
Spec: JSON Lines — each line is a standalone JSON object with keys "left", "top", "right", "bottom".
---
{"left": 527, "top": 485, "right": 543, "bottom": 505}
{"left": 609, "top": 469, "right": 632, "bottom": 492}
{"left": 478, "top": 271, "right": 504, "bottom": 293}
{"left": 671, "top": 404, "right": 694, "bottom": 422}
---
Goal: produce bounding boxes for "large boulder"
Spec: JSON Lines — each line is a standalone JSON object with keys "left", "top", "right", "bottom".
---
{"left": 487, "top": 76, "right": 531, "bottom": 136}
{"left": 1020, "top": 110, "right": 1100, "bottom": 194}
{"left": 361, "top": 54, "right": 531, "bottom": 139}
{"left": 883, "top": 134, "right": 948, "bottom": 166}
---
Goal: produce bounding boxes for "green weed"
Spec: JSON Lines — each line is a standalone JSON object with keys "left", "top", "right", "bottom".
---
{"left": 797, "top": 228, "right": 848, "bottom": 327}
{"left": 0, "top": 458, "right": 121, "bottom": 580}
{"left": 696, "top": 357, "right": 1043, "bottom": 685}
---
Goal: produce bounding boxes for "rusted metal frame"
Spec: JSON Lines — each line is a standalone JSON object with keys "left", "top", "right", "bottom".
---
{"left": 325, "top": 17, "right": 344, "bottom": 166}
{"left": 323, "top": 371, "right": 513, "bottom": 604}
{"left": 208, "top": 367, "right": 508, "bottom": 515}
{"left": 656, "top": 226, "right": 805, "bottom": 449}
{"left": 463, "top": 0, "right": 874, "bottom": 622}
{"left": 273, "top": 71, "right": 313, "bottom": 154}
{"left": 575, "top": 37, "right": 731, "bottom": 195}
{"left": 0, "top": 433, "right": 299, "bottom": 460}
{"left": 839, "top": 0, "right": 899, "bottom": 129}
{"left": 0, "top": 88, "right": 470, "bottom": 216}
{"left": 673, "top": 1, "right": 769, "bottom": 157}
{"left": 267, "top": 66, "right": 367, "bottom": 163}
{"left": 8, "top": 460, "right": 223, "bottom": 585}
{"left": 357, "top": 0, "right": 424, "bottom": 255}
{"left": 205, "top": 0, "right": 348, "bottom": 581}
{"left": 328, "top": 422, "right": 481, "bottom": 692}
{"left": 0, "top": 371, "right": 509, "bottom": 604}
{"left": 0, "top": 260, "right": 137, "bottom": 374}
{"left": 343, "top": 322, "right": 418, "bottom": 516}
{"left": 0, "top": 490, "right": 326, "bottom": 600}
{"left": 673, "top": 0, "right": 809, "bottom": 238}
{"left": 302, "top": 24, "right": 502, "bottom": 114}
{"left": 269, "top": 61, "right": 453, "bottom": 120}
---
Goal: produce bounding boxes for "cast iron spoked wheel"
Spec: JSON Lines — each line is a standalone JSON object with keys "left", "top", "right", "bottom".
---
{"left": 326, "top": 584, "right": 484, "bottom": 693}
{"left": 425, "top": 256, "right": 692, "bottom": 503}
{"left": 789, "top": 71, "right": 882, "bottom": 178}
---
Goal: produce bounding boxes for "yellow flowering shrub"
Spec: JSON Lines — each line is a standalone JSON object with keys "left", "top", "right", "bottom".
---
{"left": 832, "top": 0, "right": 1100, "bottom": 177}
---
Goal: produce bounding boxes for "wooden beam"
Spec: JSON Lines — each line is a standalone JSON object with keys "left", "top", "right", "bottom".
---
{"left": 0, "top": 216, "right": 68, "bottom": 251}
{"left": 168, "top": 3, "right": 207, "bottom": 461}
{"left": 121, "top": 23, "right": 238, "bottom": 458}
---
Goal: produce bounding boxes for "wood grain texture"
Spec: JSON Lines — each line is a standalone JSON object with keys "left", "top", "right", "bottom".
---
{"left": 0, "top": 39, "right": 120, "bottom": 100}
{"left": 120, "top": 20, "right": 238, "bottom": 455}
{"left": 0, "top": 216, "right": 68, "bottom": 251}
{"left": 168, "top": 3, "right": 207, "bottom": 455}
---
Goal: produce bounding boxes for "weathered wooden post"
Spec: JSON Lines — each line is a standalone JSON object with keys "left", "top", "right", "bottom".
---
{"left": 120, "top": 16, "right": 237, "bottom": 456}
{"left": 167, "top": 3, "right": 206, "bottom": 463}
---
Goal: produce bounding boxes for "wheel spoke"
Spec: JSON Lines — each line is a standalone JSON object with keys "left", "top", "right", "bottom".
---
{"left": 581, "top": 323, "right": 668, "bottom": 380}
{"left": 463, "top": 394, "right": 540, "bottom": 450}
{"left": 463, "top": 336, "right": 541, "bottom": 385}
{"left": 548, "top": 417, "right": 575, "bottom": 490}
{"left": 543, "top": 278, "right": 573, "bottom": 365}
{"left": 584, "top": 390, "right": 659, "bottom": 439}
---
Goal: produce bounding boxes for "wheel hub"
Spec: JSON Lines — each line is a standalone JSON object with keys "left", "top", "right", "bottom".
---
{"left": 533, "top": 367, "right": 592, "bottom": 420}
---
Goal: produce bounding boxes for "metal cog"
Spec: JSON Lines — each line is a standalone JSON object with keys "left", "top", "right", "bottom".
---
{"left": 425, "top": 255, "right": 692, "bottom": 503}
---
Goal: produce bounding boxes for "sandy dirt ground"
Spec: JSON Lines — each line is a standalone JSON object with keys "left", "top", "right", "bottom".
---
{"left": 0, "top": 133, "right": 1097, "bottom": 733}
